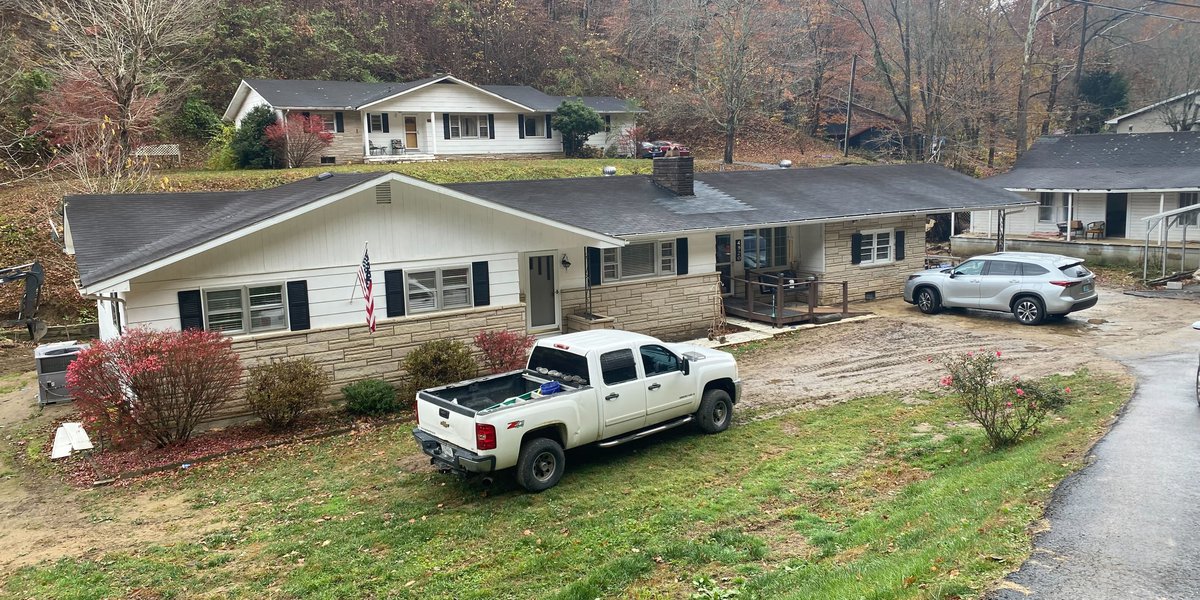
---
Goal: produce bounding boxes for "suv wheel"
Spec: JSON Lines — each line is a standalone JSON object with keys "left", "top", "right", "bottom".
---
{"left": 1012, "top": 296, "right": 1045, "bottom": 326}
{"left": 915, "top": 287, "right": 941, "bottom": 314}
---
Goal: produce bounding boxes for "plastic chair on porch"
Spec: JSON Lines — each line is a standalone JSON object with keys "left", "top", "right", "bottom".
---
{"left": 1086, "top": 221, "right": 1105, "bottom": 239}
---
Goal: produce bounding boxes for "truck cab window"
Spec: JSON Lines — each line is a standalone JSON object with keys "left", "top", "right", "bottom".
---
{"left": 640, "top": 345, "right": 679, "bottom": 376}
{"left": 600, "top": 349, "right": 638, "bottom": 385}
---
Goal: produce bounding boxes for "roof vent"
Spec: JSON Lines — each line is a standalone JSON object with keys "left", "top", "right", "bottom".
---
{"left": 779, "top": 159, "right": 793, "bottom": 169}
{"left": 602, "top": 166, "right": 617, "bottom": 176}
{"left": 316, "top": 172, "right": 334, "bottom": 181}
{"left": 651, "top": 156, "right": 694, "bottom": 196}
{"left": 375, "top": 183, "right": 392, "bottom": 205}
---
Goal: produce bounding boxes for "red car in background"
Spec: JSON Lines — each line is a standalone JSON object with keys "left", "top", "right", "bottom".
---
{"left": 651, "top": 140, "right": 691, "bottom": 157}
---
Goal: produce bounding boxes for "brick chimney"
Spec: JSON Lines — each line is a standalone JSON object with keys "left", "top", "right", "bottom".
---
{"left": 651, "top": 156, "right": 694, "bottom": 196}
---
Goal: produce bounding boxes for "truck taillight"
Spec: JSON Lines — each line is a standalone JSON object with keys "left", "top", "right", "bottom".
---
{"left": 476, "top": 423, "right": 497, "bottom": 451}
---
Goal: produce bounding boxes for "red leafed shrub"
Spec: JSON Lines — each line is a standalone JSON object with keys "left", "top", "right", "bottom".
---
{"left": 474, "top": 330, "right": 535, "bottom": 374}
{"left": 66, "top": 328, "right": 242, "bottom": 448}
{"left": 264, "top": 113, "right": 335, "bottom": 168}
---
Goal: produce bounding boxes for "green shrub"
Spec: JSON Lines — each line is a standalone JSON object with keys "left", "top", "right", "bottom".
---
{"left": 205, "top": 123, "right": 238, "bottom": 170}
{"left": 400, "top": 339, "right": 477, "bottom": 402}
{"left": 342, "top": 379, "right": 399, "bottom": 416}
{"left": 939, "top": 350, "right": 1069, "bottom": 448}
{"left": 246, "top": 358, "right": 331, "bottom": 431}
{"left": 230, "top": 105, "right": 278, "bottom": 169}
{"left": 173, "top": 96, "right": 222, "bottom": 140}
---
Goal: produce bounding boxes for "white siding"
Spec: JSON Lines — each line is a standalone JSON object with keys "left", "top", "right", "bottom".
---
{"left": 234, "top": 88, "right": 270, "bottom": 126}
{"left": 796, "top": 223, "right": 825, "bottom": 272}
{"left": 586, "top": 114, "right": 638, "bottom": 153}
{"left": 123, "top": 180, "right": 599, "bottom": 334}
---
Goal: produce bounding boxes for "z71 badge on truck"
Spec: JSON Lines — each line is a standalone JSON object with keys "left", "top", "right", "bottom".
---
{"left": 412, "top": 330, "right": 741, "bottom": 492}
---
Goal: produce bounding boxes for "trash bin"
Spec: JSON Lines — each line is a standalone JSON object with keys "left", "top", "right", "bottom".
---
{"left": 35, "top": 341, "right": 88, "bottom": 407}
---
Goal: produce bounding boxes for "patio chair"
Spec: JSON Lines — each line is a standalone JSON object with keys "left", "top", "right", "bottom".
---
{"left": 1056, "top": 220, "right": 1085, "bottom": 238}
{"left": 1086, "top": 221, "right": 1106, "bottom": 239}
{"left": 390, "top": 139, "right": 406, "bottom": 155}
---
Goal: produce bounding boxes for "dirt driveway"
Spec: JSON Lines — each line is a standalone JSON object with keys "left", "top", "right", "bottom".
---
{"left": 0, "top": 284, "right": 1194, "bottom": 574}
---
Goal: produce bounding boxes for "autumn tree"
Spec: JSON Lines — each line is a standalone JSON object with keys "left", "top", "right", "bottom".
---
{"left": 265, "top": 114, "right": 334, "bottom": 168}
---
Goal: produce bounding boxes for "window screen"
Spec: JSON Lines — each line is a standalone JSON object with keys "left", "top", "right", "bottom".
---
{"left": 601, "top": 350, "right": 638, "bottom": 385}
{"left": 407, "top": 271, "right": 438, "bottom": 312}
{"left": 621, "top": 243, "right": 656, "bottom": 278}
{"left": 247, "top": 285, "right": 285, "bottom": 332}
{"left": 206, "top": 289, "right": 245, "bottom": 333}
{"left": 441, "top": 267, "right": 471, "bottom": 309}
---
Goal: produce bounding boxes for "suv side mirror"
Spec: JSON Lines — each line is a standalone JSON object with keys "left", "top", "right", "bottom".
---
{"left": 1192, "top": 321, "right": 1200, "bottom": 330}
{"left": 681, "top": 358, "right": 691, "bottom": 376}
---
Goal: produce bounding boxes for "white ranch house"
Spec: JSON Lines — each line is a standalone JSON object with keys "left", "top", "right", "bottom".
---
{"left": 64, "top": 158, "right": 1029, "bottom": 423}
{"left": 222, "top": 75, "right": 643, "bottom": 164}
{"left": 1105, "top": 89, "right": 1199, "bottom": 134}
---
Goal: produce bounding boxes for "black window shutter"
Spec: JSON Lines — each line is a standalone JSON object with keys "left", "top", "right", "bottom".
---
{"left": 517, "top": 114, "right": 525, "bottom": 139}
{"left": 545, "top": 114, "right": 553, "bottom": 138}
{"left": 178, "top": 290, "right": 203, "bottom": 330}
{"left": 586, "top": 247, "right": 602, "bottom": 286}
{"left": 471, "top": 261, "right": 490, "bottom": 307}
{"left": 381, "top": 113, "right": 390, "bottom": 133}
{"left": 487, "top": 114, "right": 495, "bottom": 139}
{"left": 604, "top": 114, "right": 611, "bottom": 131}
{"left": 676, "top": 237, "right": 689, "bottom": 275}
{"left": 851, "top": 233, "right": 863, "bottom": 265}
{"left": 894, "top": 230, "right": 906, "bottom": 261}
{"left": 301, "top": 111, "right": 310, "bottom": 119}
{"left": 335, "top": 112, "right": 344, "bottom": 133}
{"left": 384, "top": 270, "right": 406, "bottom": 317}
{"left": 286, "top": 280, "right": 310, "bottom": 331}
{"left": 442, "top": 113, "right": 451, "bottom": 139}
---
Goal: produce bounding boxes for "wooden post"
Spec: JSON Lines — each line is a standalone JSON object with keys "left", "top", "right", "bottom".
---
{"left": 807, "top": 282, "right": 816, "bottom": 322}
{"left": 841, "top": 281, "right": 849, "bottom": 315}
{"left": 746, "top": 278, "right": 753, "bottom": 319}
{"left": 774, "top": 282, "right": 782, "bottom": 328}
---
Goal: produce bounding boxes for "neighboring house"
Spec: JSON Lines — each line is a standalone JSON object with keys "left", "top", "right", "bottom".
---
{"left": 1105, "top": 89, "right": 1200, "bottom": 133}
{"left": 817, "top": 97, "right": 919, "bottom": 154}
{"left": 64, "top": 158, "right": 1028, "bottom": 422}
{"left": 221, "top": 74, "right": 643, "bottom": 165}
{"left": 966, "top": 132, "right": 1200, "bottom": 242}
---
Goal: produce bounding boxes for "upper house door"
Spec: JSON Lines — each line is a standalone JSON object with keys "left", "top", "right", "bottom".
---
{"left": 404, "top": 117, "right": 419, "bottom": 150}
{"left": 1106, "top": 193, "right": 1128, "bottom": 238}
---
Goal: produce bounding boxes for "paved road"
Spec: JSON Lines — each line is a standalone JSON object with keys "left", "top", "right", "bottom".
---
{"left": 989, "top": 352, "right": 1200, "bottom": 599}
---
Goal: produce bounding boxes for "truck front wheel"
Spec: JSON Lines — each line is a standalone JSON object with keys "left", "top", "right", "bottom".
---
{"left": 516, "top": 437, "right": 565, "bottom": 492}
{"left": 696, "top": 389, "right": 733, "bottom": 434}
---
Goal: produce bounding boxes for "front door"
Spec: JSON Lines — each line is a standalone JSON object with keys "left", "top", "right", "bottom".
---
{"left": 1106, "top": 193, "right": 1128, "bottom": 238}
{"left": 715, "top": 234, "right": 732, "bottom": 295}
{"left": 404, "top": 117, "right": 419, "bottom": 150}
{"left": 526, "top": 254, "right": 558, "bottom": 332}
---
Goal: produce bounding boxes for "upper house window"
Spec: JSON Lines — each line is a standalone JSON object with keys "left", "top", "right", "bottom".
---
{"left": 449, "top": 115, "right": 489, "bottom": 139}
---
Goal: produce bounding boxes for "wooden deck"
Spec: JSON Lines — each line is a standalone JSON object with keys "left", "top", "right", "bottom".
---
{"left": 723, "top": 274, "right": 851, "bottom": 328}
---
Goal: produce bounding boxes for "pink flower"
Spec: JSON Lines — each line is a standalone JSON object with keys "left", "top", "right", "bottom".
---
{"left": 996, "top": 350, "right": 1002, "bottom": 357}
{"left": 1064, "top": 387, "right": 1071, "bottom": 394}
{"left": 967, "top": 351, "right": 974, "bottom": 358}
{"left": 1005, "top": 401, "right": 1013, "bottom": 408}
{"left": 939, "top": 375, "right": 954, "bottom": 387}
{"left": 1015, "top": 388, "right": 1025, "bottom": 397}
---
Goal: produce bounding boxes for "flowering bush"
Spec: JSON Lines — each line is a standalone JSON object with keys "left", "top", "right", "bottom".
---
{"left": 246, "top": 358, "right": 331, "bottom": 431}
{"left": 66, "top": 328, "right": 241, "bottom": 448}
{"left": 938, "top": 350, "right": 1069, "bottom": 448}
{"left": 474, "top": 330, "right": 535, "bottom": 374}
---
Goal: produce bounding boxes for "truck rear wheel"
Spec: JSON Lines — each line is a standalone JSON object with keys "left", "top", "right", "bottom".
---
{"left": 696, "top": 389, "right": 732, "bottom": 434}
{"left": 515, "top": 437, "right": 565, "bottom": 492}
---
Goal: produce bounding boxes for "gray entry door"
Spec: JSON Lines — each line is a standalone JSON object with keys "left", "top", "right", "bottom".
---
{"left": 528, "top": 254, "right": 557, "bottom": 329}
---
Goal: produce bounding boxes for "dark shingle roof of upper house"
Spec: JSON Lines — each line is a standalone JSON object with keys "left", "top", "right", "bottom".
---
{"left": 446, "top": 163, "right": 1033, "bottom": 237}
{"left": 68, "top": 172, "right": 385, "bottom": 287}
{"left": 986, "top": 132, "right": 1200, "bottom": 191}
{"left": 243, "top": 78, "right": 443, "bottom": 109}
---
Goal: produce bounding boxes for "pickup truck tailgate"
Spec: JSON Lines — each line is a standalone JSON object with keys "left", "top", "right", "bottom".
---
{"left": 415, "top": 393, "right": 479, "bottom": 451}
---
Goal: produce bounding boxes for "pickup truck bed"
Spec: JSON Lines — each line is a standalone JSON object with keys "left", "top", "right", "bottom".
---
{"left": 423, "top": 371, "right": 578, "bottom": 413}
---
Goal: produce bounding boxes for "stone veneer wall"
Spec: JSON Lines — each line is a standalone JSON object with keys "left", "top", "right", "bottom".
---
{"left": 819, "top": 215, "right": 927, "bottom": 304}
{"left": 560, "top": 272, "right": 721, "bottom": 342}
{"left": 210, "top": 304, "right": 526, "bottom": 424}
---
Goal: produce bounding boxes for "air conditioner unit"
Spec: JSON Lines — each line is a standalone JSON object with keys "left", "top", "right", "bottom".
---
{"left": 35, "top": 341, "right": 88, "bottom": 407}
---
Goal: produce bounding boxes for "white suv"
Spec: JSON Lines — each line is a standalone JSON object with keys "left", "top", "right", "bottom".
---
{"left": 903, "top": 252, "right": 1098, "bottom": 325}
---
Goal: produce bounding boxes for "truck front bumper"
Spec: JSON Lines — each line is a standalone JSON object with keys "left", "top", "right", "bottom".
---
{"left": 412, "top": 428, "right": 496, "bottom": 475}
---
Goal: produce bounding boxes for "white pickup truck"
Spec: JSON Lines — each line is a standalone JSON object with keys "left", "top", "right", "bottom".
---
{"left": 412, "top": 330, "right": 741, "bottom": 492}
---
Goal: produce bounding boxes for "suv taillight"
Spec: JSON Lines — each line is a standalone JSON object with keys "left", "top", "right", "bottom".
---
{"left": 1048, "top": 280, "right": 1074, "bottom": 287}
{"left": 476, "top": 423, "right": 497, "bottom": 451}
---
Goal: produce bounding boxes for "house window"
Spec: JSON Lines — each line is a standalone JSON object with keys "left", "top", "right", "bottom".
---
{"left": 1180, "top": 192, "right": 1199, "bottom": 227}
{"left": 406, "top": 267, "right": 472, "bottom": 313}
{"left": 524, "top": 115, "right": 541, "bottom": 137}
{"left": 449, "top": 115, "right": 488, "bottom": 139}
{"left": 204, "top": 285, "right": 287, "bottom": 335}
{"left": 320, "top": 156, "right": 336, "bottom": 165}
{"left": 602, "top": 241, "right": 677, "bottom": 282}
{"left": 1038, "top": 192, "right": 1055, "bottom": 222}
{"left": 743, "top": 227, "right": 787, "bottom": 269}
{"left": 321, "top": 115, "right": 337, "bottom": 133}
{"left": 369, "top": 114, "right": 384, "bottom": 133}
{"left": 604, "top": 115, "right": 612, "bottom": 133}
{"left": 858, "top": 229, "right": 893, "bottom": 265}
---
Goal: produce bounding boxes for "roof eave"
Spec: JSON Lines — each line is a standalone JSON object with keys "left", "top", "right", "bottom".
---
{"left": 221, "top": 80, "right": 254, "bottom": 122}
{"left": 358, "top": 75, "right": 536, "bottom": 111}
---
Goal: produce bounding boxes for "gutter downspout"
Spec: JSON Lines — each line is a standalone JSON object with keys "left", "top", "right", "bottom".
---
{"left": 1066, "top": 192, "right": 1074, "bottom": 242}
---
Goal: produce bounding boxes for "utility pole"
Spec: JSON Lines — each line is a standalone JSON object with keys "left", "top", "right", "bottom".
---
{"left": 844, "top": 55, "right": 857, "bottom": 157}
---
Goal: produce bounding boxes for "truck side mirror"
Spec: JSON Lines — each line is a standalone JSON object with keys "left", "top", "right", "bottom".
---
{"left": 1192, "top": 321, "right": 1200, "bottom": 330}
{"left": 681, "top": 358, "right": 690, "bottom": 376}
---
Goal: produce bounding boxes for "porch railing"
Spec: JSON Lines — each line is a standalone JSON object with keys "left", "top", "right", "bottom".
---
{"left": 726, "top": 274, "right": 849, "bottom": 328}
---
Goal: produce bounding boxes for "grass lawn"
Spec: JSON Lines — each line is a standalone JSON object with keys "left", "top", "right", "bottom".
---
{"left": 2, "top": 370, "right": 1126, "bottom": 599}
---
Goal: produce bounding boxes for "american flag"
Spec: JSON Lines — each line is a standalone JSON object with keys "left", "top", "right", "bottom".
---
{"left": 356, "top": 247, "right": 376, "bottom": 332}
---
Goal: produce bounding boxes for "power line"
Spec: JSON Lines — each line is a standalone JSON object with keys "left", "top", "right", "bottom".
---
{"left": 1063, "top": 0, "right": 1200, "bottom": 23}
{"left": 1142, "top": 0, "right": 1200, "bottom": 10}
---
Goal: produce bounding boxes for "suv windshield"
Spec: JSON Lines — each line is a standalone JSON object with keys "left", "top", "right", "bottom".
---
{"left": 528, "top": 347, "right": 590, "bottom": 386}
{"left": 1059, "top": 263, "right": 1091, "bottom": 278}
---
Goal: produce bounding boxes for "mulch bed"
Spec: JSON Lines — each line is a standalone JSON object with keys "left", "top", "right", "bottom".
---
{"left": 54, "top": 412, "right": 408, "bottom": 488}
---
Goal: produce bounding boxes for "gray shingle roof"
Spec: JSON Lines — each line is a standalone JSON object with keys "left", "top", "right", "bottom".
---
{"left": 244, "top": 78, "right": 442, "bottom": 109}
{"left": 986, "top": 132, "right": 1200, "bottom": 191}
{"left": 68, "top": 172, "right": 385, "bottom": 287}
{"left": 446, "top": 163, "right": 1033, "bottom": 237}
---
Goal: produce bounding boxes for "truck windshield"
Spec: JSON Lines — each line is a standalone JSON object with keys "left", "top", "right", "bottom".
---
{"left": 528, "top": 347, "right": 590, "bottom": 386}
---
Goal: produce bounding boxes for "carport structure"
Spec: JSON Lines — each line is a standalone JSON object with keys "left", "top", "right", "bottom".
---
{"left": 1141, "top": 202, "right": 1200, "bottom": 280}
